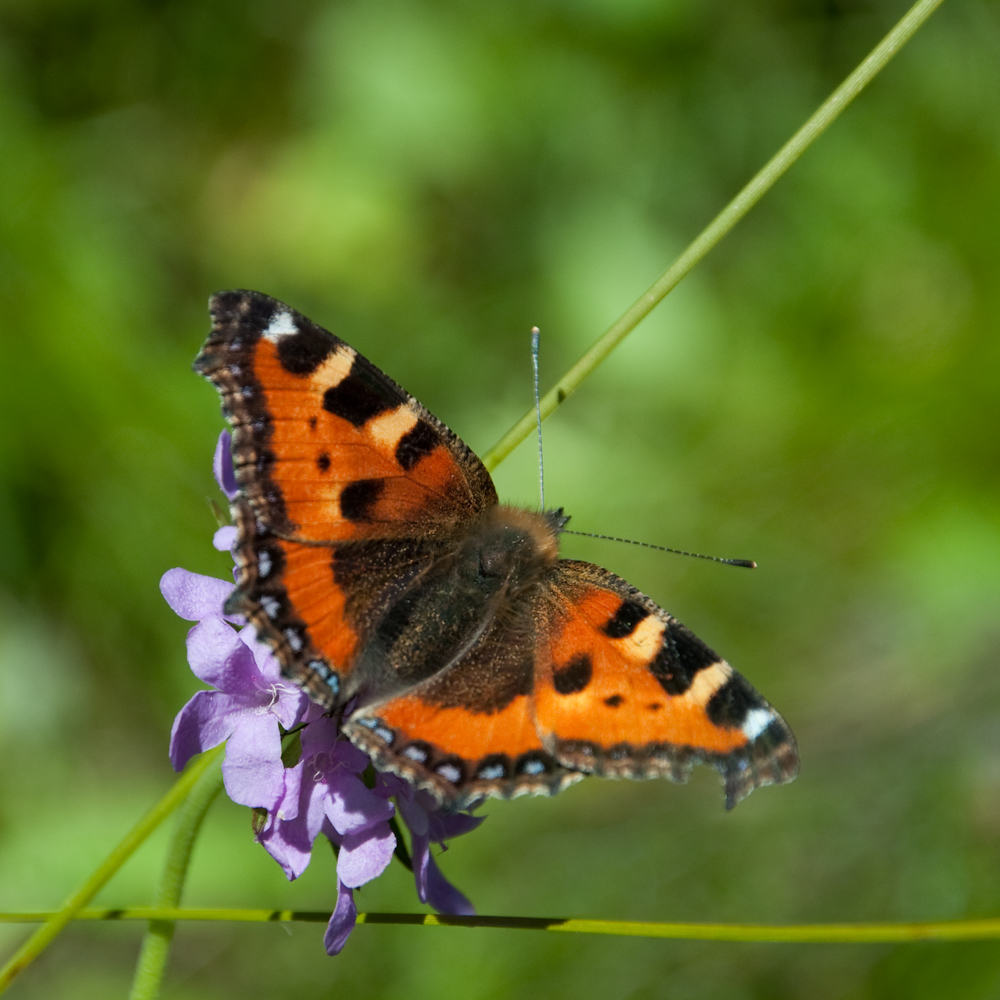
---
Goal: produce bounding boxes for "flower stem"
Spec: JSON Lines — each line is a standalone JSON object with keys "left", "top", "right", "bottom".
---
{"left": 480, "top": 0, "right": 947, "bottom": 473}
{"left": 0, "top": 745, "right": 225, "bottom": 995}
{"left": 127, "top": 756, "right": 225, "bottom": 1000}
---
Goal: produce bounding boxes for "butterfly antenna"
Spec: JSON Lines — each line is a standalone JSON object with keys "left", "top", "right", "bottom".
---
{"left": 531, "top": 326, "right": 545, "bottom": 511}
{"left": 562, "top": 529, "right": 757, "bottom": 569}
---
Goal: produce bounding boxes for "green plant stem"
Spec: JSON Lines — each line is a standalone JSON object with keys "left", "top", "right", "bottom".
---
{"left": 4, "top": 909, "right": 1000, "bottom": 944}
{"left": 480, "top": 0, "right": 947, "bottom": 473}
{"left": 0, "top": 745, "right": 225, "bottom": 995}
{"left": 128, "top": 757, "right": 225, "bottom": 1000}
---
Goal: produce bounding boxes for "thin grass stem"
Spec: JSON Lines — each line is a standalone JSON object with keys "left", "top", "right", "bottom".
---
{"left": 0, "top": 745, "right": 226, "bottom": 995}
{"left": 480, "top": 0, "right": 946, "bottom": 472}
{"left": 127, "top": 757, "right": 225, "bottom": 1000}
{"left": 4, "top": 908, "right": 1000, "bottom": 944}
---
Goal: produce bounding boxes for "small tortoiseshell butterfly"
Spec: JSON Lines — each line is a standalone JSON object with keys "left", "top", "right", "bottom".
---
{"left": 195, "top": 290, "right": 798, "bottom": 811}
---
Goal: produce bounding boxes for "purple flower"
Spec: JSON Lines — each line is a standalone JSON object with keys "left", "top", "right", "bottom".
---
{"left": 387, "top": 777, "right": 483, "bottom": 915}
{"left": 163, "top": 432, "right": 482, "bottom": 954}
{"left": 164, "top": 607, "right": 308, "bottom": 807}
{"left": 257, "top": 718, "right": 398, "bottom": 952}
{"left": 257, "top": 717, "right": 396, "bottom": 881}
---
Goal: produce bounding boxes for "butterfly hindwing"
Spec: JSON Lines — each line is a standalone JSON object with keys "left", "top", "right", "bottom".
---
{"left": 344, "top": 600, "right": 582, "bottom": 808}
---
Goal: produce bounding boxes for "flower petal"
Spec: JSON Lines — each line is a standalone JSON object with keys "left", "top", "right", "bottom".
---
{"left": 240, "top": 628, "right": 286, "bottom": 684}
{"left": 326, "top": 772, "right": 395, "bottom": 836}
{"left": 258, "top": 764, "right": 316, "bottom": 880}
{"left": 373, "top": 772, "right": 409, "bottom": 799}
{"left": 184, "top": 616, "right": 240, "bottom": 684}
{"left": 222, "top": 713, "right": 285, "bottom": 808}
{"left": 324, "top": 882, "right": 357, "bottom": 956}
{"left": 168, "top": 691, "right": 236, "bottom": 771}
{"left": 271, "top": 758, "right": 304, "bottom": 824}
{"left": 411, "top": 832, "right": 431, "bottom": 904}
{"left": 336, "top": 824, "right": 396, "bottom": 888}
{"left": 301, "top": 717, "right": 351, "bottom": 761}
{"left": 213, "top": 431, "right": 239, "bottom": 500}
{"left": 213, "top": 525, "right": 237, "bottom": 552}
{"left": 234, "top": 631, "right": 309, "bottom": 726}
{"left": 396, "top": 791, "right": 430, "bottom": 837}
{"left": 428, "top": 809, "right": 486, "bottom": 843}
{"left": 271, "top": 682, "right": 309, "bottom": 730}
{"left": 423, "top": 850, "right": 476, "bottom": 916}
{"left": 186, "top": 617, "right": 264, "bottom": 695}
{"left": 161, "top": 568, "right": 241, "bottom": 624}
{"left": 329, "top": 738, "right": 372, "bottom": 775}
{"left": 260, "top": 815, "right": 316, "bottom": 881}
{"left": 411, "top": 832, "right": 475, "bottom": 914}
{"left": 300, "top": 757, "right": 338, "bottom": 845}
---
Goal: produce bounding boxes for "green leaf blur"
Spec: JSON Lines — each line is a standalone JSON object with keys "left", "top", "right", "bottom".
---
{"left": 1, "top": 1, "right": 998, "bottom": 997}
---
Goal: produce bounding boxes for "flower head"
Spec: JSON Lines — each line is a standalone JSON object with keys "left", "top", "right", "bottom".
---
{"left": 163, "top": 432, "right": 482, "bottom": 954}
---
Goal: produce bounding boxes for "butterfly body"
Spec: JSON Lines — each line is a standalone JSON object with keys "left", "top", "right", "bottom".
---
{"left": 196, "top": 290, "right": 798, "bottom": 810}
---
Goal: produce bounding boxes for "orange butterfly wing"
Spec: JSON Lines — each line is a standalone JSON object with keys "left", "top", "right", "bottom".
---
{"left": 342, "top": 519, "right": 797, "bottom": 810}
{"left": 534, "top": 561, "right": 798, "bottom": 809}
{"left": 342, "top": 553, "right": 585, "bottom": 806}
{"left": 194, "top": 290, "right": 497, "bottom": 706}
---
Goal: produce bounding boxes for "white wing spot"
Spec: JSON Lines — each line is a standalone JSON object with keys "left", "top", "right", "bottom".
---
{"left": 742, "top": 707, "right": 774, "bottom": 741}
{"left": 263, "top": 309, "right": 297, "bottom": 341}
{"left": 257, "top": 550, "right": 272, "bottom": 578}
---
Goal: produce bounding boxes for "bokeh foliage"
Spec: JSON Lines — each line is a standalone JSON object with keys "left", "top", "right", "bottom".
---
{"left": 1, "top": 0, "right": 999, "bottom": 997}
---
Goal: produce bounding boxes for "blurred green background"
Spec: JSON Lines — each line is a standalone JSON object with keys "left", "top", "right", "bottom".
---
{"left": 2, "top": 0, "right": 999, "bottom": 997}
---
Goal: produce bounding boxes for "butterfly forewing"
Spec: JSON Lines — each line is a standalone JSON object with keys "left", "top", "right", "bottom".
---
{"left": 195, "top": 290, "right": 498, "bottom": 704}
{"left": 196, "top": 290, "right": 497, "bottom": 543}
{"left": 534, "top": 561, "right": 798, "bottom": 808}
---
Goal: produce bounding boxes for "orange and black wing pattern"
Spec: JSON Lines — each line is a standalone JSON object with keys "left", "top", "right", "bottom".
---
{"left": 534, "top": 560, "right": 798, "bottom": 809}
{"left": 342, "top": 538, "right": 797, "bottom": 810}
{"left": 195, "top": 291, "right": 798, "bottom": 811}
{"left": 194, "top": 290, "right": 497, "bottom": 707}
{"left": 343, "top": 598, "right": 583, "bottom": 808}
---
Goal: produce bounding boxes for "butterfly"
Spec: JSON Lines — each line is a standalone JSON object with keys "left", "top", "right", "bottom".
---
{"left": 195, "top": 290, "right": 798, "bottom": 811}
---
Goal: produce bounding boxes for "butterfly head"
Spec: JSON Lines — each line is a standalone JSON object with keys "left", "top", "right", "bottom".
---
{"left": 471, "top": 506, "right": 566, "bottom": 588}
